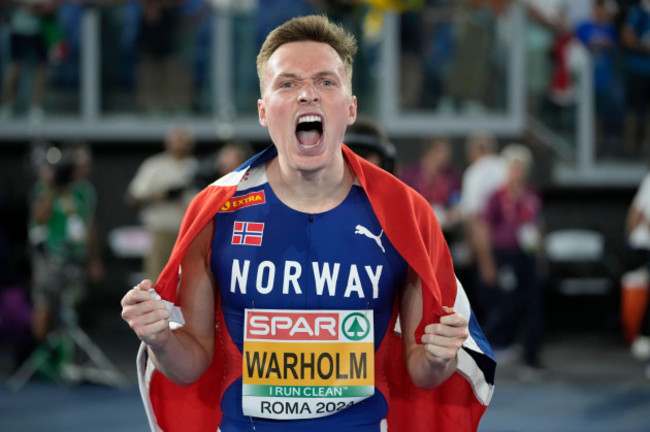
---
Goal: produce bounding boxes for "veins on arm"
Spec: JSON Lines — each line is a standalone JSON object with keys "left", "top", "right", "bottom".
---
{"left": 149, "top": 220, "right": 216, "bottom": 385}
{"left": 399, "top": 267, "right": 458, "bottom": 389}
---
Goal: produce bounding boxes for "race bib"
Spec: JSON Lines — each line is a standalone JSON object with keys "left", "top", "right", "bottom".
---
{"left": 242, "top": 309, "right": 375, "bottom": 420}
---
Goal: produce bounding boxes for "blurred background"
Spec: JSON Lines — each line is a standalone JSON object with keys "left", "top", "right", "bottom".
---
{"left": 0, "top": 0, "right": 650, "bottom": 431}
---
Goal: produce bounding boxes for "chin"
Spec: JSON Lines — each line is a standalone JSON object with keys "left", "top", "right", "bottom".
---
{"left": 291, "top": 151, "right": 333, "bottom": 173}
{"left": 293, "top": 157, "right": 329, "bottom": 174}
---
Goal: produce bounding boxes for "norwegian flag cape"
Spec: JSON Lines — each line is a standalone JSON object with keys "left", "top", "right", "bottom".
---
{"left": 136, "top": 144, "right": 495, "bottom": 431}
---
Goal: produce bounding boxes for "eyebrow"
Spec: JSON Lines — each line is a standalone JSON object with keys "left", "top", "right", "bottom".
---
{"left": 276, "top": 72, "right": 299, "bottom": 80}
{"left": 275, "top": 71, "right": 339, "bottom": 81}
{"left": 312, "top": 71, "right": 338, "bottom": 80}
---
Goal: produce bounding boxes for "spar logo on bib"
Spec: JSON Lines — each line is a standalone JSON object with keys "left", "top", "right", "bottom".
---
{"left": 341, "top": 313, "right": 370, "bottom": 341}
{"left": 242, "top": 309, "right": 374, "bottom": 420}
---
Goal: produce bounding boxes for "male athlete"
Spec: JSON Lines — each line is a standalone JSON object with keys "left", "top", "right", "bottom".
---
{"left": 121, "top": 15, "right": 495, "bottom": 432}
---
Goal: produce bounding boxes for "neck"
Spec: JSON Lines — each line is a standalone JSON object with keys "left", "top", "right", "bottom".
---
{"left": 266, "top": 154, "right": 354, "bottom": 214}
{"left": 507, "top": 181, "right": 524, "bottom": 197}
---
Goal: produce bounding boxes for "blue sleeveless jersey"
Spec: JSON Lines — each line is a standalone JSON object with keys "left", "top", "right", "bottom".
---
{"left": 210, "top": 165, "right": 408, "bottom": 431}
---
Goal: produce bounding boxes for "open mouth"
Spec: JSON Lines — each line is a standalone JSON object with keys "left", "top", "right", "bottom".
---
{"left": 295, "top": 115, "right": 323, "bottom": 148}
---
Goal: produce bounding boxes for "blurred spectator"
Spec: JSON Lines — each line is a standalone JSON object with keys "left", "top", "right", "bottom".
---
{"left": 135, "top": 0, "right": 192, "bottom": 116}
{"left": 439, "top": 0, "right": 496, "bottom": 116}
{"left": 55, "top": 0, "right": 83, "bottom": 88}
{"left": 547, "top": 13, "right": 575, "bottom": 108}
{"left": 487, "top": 0, "right": 515, "bottom": 111}
{"left": 194, "top": 141, "right": 251, "bottom": 189}
{"left": 126, "top": 125, "right": 198, "bottom": 280}
{"left": 193, "top": 1, "right": 215, "bottom": 101}
{"left": 459, "top": 132, "right": 505, "bottom": 221}
{"left": 521, "top": 0, "right": 564, "bottom": 115}
{"left": 344, "top": 115, "right": 397, "bottom": 174}
{"left": 458, "top": 132, "right": 505, "bottom": 318}
{"left": 27, "top": 142, "right": 102, "bottom": 358}
{"left": 621, "top": 0, "right": 650, "bottom": 156}
{"left": 420, "top": 0, "right": 456, "bottom": 110}
{"left": 177, "top": 0, "right": 212, "bottom": 111}
{"left": 399, "top": 7, "right": 425, "bottom": 109}
{"left": 212, "top": 142, "right": 250, "bottom": 178}
{"left": 0, "top": 0, "right": 63, "bottom": 122}
{"left": 474, "top": 143, "right": 545, "bottom": 378}
{"left": 64, "top": 141, "right": 104, "bottom": 282}
{"left": 575, "top": 0, "right": 624, "bottom": 157}
{"left": 98, "top": 0, "right": 140, "bottom": 112}
{"left": 612, "top": 0, "right": 637, "bottom": 34}
{"left": 625, "top": 167, "right": 650, "bottom": 378}
{"left": 626, "top": 166, "right": 650, "bottom": 255}
{"left": 401, "top": 137, "right": 461, "bottom": 232}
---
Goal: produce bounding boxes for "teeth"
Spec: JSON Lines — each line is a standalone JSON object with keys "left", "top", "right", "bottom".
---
{"left": 298, "top": 115, "right": 321, "bottom": 124}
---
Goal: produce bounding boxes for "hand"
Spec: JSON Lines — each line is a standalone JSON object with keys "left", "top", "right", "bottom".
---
{"left": 421, "top": 306, "right": 469, "bottom": 366}
{"left": 120, "top": 280, "right": 172, "bottom": 349}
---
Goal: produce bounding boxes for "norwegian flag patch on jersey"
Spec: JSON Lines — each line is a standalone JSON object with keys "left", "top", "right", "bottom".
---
{"left": 232, "top": 221, "right": 264, "bottom": 246}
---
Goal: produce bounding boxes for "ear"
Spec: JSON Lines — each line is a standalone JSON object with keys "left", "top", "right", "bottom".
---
{"left": 347, "top": 95, "right": 358, "bottom": 126}
{"left": 258, "top": 99, "right": 268, "bottom": 128}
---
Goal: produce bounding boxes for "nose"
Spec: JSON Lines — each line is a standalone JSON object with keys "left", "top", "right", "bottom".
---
{"left": 298, "top": 83, "right": 319, "bottom": 104}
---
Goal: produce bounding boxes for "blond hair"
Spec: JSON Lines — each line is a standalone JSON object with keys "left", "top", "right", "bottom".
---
{"left": 501, "top": 143, "right": 533, "bottom": 172}
{"left": 256, "top": 15, "right": 357, "bottom": 94}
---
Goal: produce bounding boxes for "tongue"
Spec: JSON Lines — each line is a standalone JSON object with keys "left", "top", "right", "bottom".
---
{"left": 296, "top": 130, "right": 321, "bottom": 147}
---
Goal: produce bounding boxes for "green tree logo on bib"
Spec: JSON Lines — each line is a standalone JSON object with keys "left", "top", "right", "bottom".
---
{"left": 342, "top": 313, "right": 371, "bottom": 341}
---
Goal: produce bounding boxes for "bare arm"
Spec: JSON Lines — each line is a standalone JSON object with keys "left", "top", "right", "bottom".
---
{"left": 31, "top": 189, "right": 54, "bottom": 225}
{"left": 400, "top": 268, "right": 469, "bottom": 389}
{"left": 626, "top": 205, "right": 645, "bottom": 238}
{"left": 470, "top": 216, "right": 498, "bottom": 286}
{"left": 85, "top": 219, "right": 105, "bottom": 282}
{"left": 622, "top": 25, "right": 650, "bottom": 54}
{"left": 121, "top": 222, "right": 216, "bottom": 385}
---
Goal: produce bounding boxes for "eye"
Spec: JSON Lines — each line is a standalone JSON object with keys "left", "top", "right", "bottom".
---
{"left": 321, "top": 80, "right": 334, "bottom": 87}
{"left": 280, "top": 81, "right": 294, "bottom": 89}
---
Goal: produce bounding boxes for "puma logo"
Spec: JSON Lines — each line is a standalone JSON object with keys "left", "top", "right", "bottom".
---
{"left": 355, "top": 225, "right": 386, "bottom": 253}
